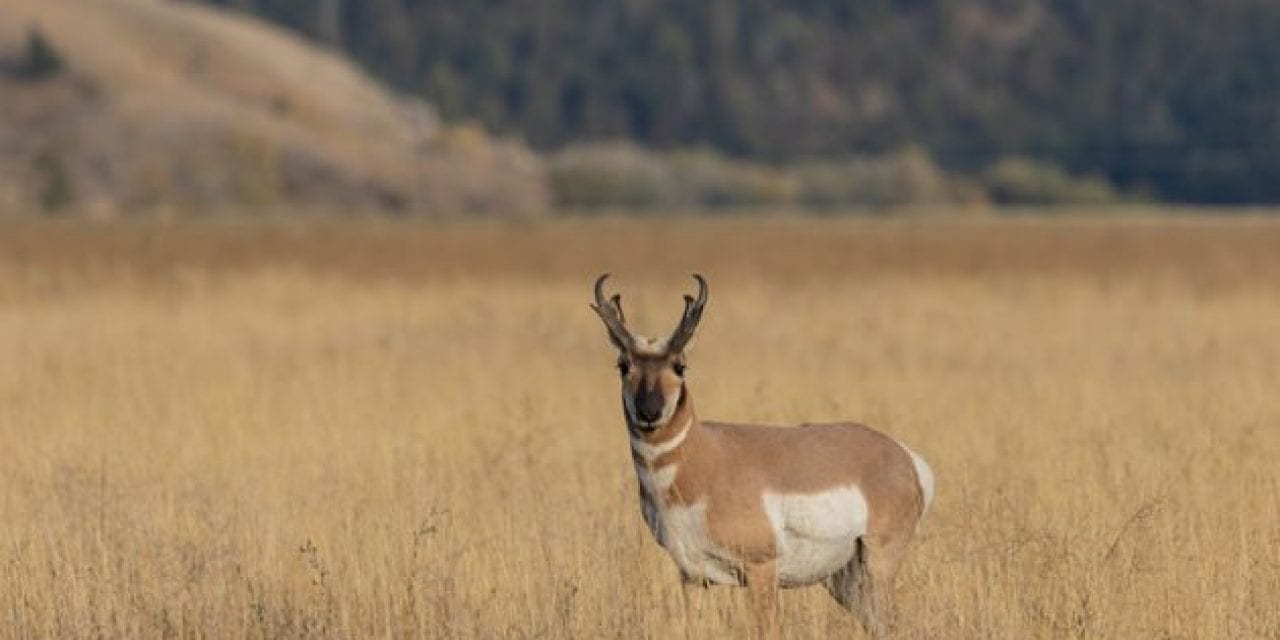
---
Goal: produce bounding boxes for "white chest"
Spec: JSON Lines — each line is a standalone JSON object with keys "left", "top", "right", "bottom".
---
{"left": 634, "top": 464, "right": 742, "bottom": 585}
{"left": 647, "top": 499, "right": 744, "bottom": 586}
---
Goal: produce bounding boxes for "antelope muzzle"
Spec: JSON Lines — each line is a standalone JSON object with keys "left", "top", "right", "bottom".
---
{"left": 633, "top": 386, "right": 666, "bottom": 427}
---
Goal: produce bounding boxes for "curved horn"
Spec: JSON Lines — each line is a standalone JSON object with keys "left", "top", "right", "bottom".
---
{"left": 668, "top": 274, "right": 708, "bottom": 353}
{"left": 591, "top": 274, "right": 634, "bottom": 351}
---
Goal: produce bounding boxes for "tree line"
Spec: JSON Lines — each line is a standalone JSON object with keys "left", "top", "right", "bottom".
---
{"left": 200, "top": 0, "right": 1280, "bottom": 204}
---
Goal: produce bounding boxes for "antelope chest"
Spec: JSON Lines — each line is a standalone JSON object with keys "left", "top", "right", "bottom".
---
{"left": 636, "top": 464, "right": 869, "bottom": 588}
{"left": 635, "top": 463, "right": 743, "bottom": 586}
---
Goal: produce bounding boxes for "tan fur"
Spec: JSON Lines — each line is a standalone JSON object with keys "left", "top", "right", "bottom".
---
{"left": 593, "top": 275, "right": 930, "bottom": 639}
{"left": 637, "top": 392, "right": 925, "bottom": 638}
{"left": 638, "top": 392, "right": 925, "bottom": 561}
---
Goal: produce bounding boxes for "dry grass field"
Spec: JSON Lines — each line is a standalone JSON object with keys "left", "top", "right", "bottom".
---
{"left": 2, "top": 215, "right": 1279, "bottom": 638}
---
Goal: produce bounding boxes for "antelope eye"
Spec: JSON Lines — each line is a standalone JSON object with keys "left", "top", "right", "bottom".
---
{"left": 672, "top": 363, "right": 686, "bottom": 376}
{"left": 617, "top": 361, "right": 631, "bottom": 376}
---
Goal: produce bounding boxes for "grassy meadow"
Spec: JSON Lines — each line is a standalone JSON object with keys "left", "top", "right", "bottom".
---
{"left": 1, "top": 215, "right": 1279, "bottom": 638}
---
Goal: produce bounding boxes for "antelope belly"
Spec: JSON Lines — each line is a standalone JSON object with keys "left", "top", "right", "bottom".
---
{"left": 763, "top": 486, "right": 869, "bottom": 586}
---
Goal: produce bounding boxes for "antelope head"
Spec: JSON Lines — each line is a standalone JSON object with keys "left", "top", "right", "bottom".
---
{"left": 591, "top": 274, "right": 708, "bottom": 434}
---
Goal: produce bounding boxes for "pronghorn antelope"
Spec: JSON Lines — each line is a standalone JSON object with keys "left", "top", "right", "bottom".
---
{"left": 591, "top": 274, "right": 933, "bottom": 640}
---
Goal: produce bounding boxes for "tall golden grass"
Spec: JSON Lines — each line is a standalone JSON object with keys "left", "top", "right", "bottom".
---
{"left": 2, "top": 216, "right": 1278, "bottom": 638}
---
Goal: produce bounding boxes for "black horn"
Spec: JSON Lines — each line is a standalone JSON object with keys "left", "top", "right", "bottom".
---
{"left": 591, "top": 274, "right": 635, "bottom": 351}
{"left": 667, "top": 274, "right": 708, "bottom": 353}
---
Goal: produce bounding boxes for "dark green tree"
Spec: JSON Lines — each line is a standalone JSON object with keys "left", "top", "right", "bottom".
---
{"left": 19, "top": 26, "right": 64, "bottom": 80}
{"left": 33, "top": 148, "right": 75, "bottom": 214}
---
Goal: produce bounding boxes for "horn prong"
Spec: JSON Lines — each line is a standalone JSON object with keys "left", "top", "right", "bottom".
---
{"left": 668, "top": 274, "right": 709, "bottom": 353}
{"left": 610, "top": 293, "right": 626, "bottom": 322}
{"left": 591, "top": 273, "right": 635, "bottom": 350}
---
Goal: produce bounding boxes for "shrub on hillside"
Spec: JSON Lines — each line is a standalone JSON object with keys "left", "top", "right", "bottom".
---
{"left": 19, "top": 27, "right": 64, "bottom": 80}
{"left": 32, "top": 148, "right": 74, "bottom": 213}
{"left": 984, "top": 157, "right": 1121, "bottom": 205}
{"left": 547, "top": 143, "right": 674, "bottom": 209}
{"left": 792, "top": 147, "right": 957, "bottom": 208}
{"left": 665, "top": 150, "right": 793, "bottom": 208}
{"left": 549, "top": 144, "right": 1129, "bottom": 212}
{"left": 549, "top": 144, "right": 795, "bottom": 210}
{"left": 550, "top": 143, "right": 964, "bottom": 211}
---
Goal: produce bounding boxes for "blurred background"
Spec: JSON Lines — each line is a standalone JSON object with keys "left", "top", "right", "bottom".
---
{"left": 3, "top": 0, "right": 1280, "bottom": 218}
{"left": 3, "top": 2, "right": 1280, "bottom": 639}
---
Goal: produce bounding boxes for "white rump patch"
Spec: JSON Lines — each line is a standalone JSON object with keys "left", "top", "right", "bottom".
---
{"left": 899, "top": 444, "right": 935, "bottom": 513}
{"left": 763, "top": 486, "right": 869, "bottom": 587}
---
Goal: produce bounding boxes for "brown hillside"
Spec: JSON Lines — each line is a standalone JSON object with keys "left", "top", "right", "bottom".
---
{"left": 0, "top": 0, "right": 546, "bottom": 216}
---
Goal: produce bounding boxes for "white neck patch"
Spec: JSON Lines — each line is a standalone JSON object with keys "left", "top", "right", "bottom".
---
{"left": 630, "top": 413, "right": 691, "bottom": 463}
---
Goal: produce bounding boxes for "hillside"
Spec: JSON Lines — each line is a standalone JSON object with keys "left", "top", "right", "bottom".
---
{"left": 0, "top": 0, "right": 546, "bottom": 216}
{"left": 209, "top": 0, "right": 1280, "bottom": 204}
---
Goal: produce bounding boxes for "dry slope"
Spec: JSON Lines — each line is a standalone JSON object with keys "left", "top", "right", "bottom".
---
{"left": 0, "top": 0, "right": 546, "bottom": 216}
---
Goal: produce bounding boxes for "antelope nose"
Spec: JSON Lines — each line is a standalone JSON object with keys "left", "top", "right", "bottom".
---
{"left": 635, "top": 390, "right": 664, "bottom": 423}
